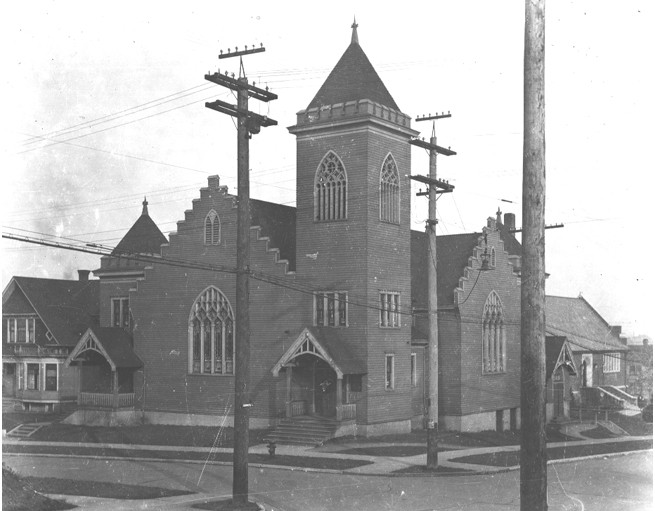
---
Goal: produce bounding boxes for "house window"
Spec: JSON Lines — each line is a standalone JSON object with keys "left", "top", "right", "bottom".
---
{"left": 5, "top": 317, "right": 35, "bottom": 343}
{"left": 315, "top": 151, "right": 347, "bottom": 221}
{"left": 380, "top": 292, "right": 400, "bottom": 328}
{"left": 45, "top": 364, "right": 57, "bottom": 391}
{"left": 410, "top": 352, "right": 417, "bottom": 387}
{"left": 204, "top": 209, "right": 221, "bottom": 245}
{"left": 26, "top": 363, "right": 39, "bottom": 390}
{"left": 188, "top": 287, "right": 235, "bottom": 375}
{"left": 385, "top": 354, "right": 395, "bottom": 390}
{"left": 380, "top": 153, "right": 400, "bottom": 224}
{"left": 111, "top": 298, "right": 130, "bottom": 329}
{"left": 314, "top": 292, "right": 348, "bottom": 327}
{"left": 603, "top": 353, "right": 621, "bottom": 373}
{"left": 482, "top": 291, "right": 506, "bottom": 374}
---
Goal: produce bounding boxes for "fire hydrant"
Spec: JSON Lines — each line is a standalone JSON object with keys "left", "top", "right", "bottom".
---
{"left": 267, "top": 440, "right": 277, "bottom": 457}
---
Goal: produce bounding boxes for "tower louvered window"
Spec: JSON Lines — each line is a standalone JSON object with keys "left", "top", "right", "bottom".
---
{"left": 204, "top": 210, "right": 221, "bottom": 245}
{"left": 482, "top": 291, "right": 506, "bottom": 373}
{"left": 315, "top": 151, "right": 347, "bottom": 221}
{"left": 188, "top": 287, "right": 234, "bottom": 375}
{"left": 380, "top": 154, "right": 400, "bottom": 224}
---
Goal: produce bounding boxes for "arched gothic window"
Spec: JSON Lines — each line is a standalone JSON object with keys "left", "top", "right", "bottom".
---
{"left": 380, "top": 154, "right": 400, "bottom": 224}
{"left": 314, "top": 151, "right": 347, "bottom": 221}
{"left": 204, "top": 210, "right": 220, "bottom": 245}
{"left": 482, "top": 291, "right": 506, "bottom": 373}
{"left": 188, "top": 287, "right": 234, "bottom": 375}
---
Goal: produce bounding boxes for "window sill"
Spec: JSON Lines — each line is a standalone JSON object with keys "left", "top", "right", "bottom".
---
{"left": 482, "top": 371, "right": 507, "bottom": 376}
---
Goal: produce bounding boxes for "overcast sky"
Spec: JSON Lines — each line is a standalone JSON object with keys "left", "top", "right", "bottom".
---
{"left": 3, "top": 1, "right": 653, "bottom": 337}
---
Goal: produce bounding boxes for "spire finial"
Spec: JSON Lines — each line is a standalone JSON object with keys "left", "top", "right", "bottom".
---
{"left": 142, "top": 196, "right": 149, "bottom": 216}
{"left": 351, "top": 17, "right": 359, "bottom": 45}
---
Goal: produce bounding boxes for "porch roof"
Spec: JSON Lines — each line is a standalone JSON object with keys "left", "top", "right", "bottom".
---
{"left": 66, "top": 327, "right": 143, "bottom": 370}
{"left": 271, "top": 327, "right": 366, "bottom": 378}
{"left": 546, "top": 336, "right": 578, "bottom": 378}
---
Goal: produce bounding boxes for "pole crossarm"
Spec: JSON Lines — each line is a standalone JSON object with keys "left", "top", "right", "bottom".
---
{"left": 416, "top": 113, "right": 452, "bottom": 122}
{"left": 409, "top": 174, "right": 454, "bottom": 192}
{"left": 219, "top": 46, "right": 266, "bottom": 59}
{"left": 204, "top": 72, "right": 278, "bottom": 102}
{"left": 409, "top": 138, "right": 456, "bottom": 156}
{"left": 511, "top": 223, "right": 564, "bottom": 233}
{"left": 205, "top": 99, "right": 277, "bottom": 129}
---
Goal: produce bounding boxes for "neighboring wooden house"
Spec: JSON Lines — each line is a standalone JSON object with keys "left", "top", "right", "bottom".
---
{"left": 545, "top": 295, "right": 632, "bottom": 412}
{"left": 2, "top": 274, "right": 98, "bottom": 412}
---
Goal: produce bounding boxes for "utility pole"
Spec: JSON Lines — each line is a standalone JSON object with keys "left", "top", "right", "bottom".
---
{"left": 520, "top": 1, "right": 547, "bottom": 510}
{"left": 205, "top": 44, "right": 277, "bottom": 507}
{"left": 410, "top": 113, "right": 456, "bottom": 469}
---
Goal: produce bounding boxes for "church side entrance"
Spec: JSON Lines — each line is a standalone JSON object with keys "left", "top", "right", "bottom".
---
{"left": 291, "top": 355, "right": 337, "bottom": 418}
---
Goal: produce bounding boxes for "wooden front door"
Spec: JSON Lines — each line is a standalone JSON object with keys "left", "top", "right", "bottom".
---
{"left": 314, "top": 362, "right": 336, "bottom": 418}
{"left": 2, "top": 363, "right": 16, "bottom": 397}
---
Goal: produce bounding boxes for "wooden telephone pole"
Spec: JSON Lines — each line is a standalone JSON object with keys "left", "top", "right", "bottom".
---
{"left": 205, "top": 45, "right": 277, "bottom": 507}
{"left": 520, "top": 1, "right": 547, "bottom": 509}
{"left": 410, "top": 113, "right": 456, "bottom": 469}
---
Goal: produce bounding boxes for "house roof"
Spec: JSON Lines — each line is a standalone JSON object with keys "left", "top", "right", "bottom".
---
{"left": 6, "top": 277, "right": 99, "bottom": 346}
{"left": 545, "top": 295, "right": 628, "bottom": 353}
{"left": 307, "top": 24, "right": 399, "bottom": 111}
{"left": 251, "top": 199, "right": 296, "bottom": 271}
{"left": 112, "top": 199, "right": 168, "bottom": 256}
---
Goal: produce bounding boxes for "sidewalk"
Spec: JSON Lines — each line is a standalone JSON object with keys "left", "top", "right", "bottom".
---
{"left": 3, "top": 433, "right": 652, "bottom": 477}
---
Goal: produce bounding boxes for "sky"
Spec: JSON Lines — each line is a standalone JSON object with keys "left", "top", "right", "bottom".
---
{"left": 2, "top": 1, "right": 653, "bottom": 337}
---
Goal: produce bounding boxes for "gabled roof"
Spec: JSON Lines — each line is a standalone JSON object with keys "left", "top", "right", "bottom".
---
{"left": 112, "top": 199, "right": 168, "bottom": 256}
{"left": 545, "top": 295, "right": 628, "bottom": 353}
{"left": 307, "top": 26, "right": 399, "bottom": 111}
{"left": 546, "top": 336, "right": 578, "bottom": 377}
{"left": 66, "top": 327, "right": 142, "bottom": 369}
{"left": 411, "top": 230, "right": 480, "bottom": 308}
{"left": 251, "top": 199, "right": 296, "bottom": 271}
{"left": 272, "top": 327, "right": 366, "bottom": 377}
{"left": 5, "top": 277, "right": 99, "bottom": 346}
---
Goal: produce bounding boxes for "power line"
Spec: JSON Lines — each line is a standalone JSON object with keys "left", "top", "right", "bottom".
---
{"left": 21, "top": 83, "right": 216, "bottom": 145}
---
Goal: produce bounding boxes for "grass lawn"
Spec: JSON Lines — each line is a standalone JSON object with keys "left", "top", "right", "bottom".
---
{"left": 23, "top": 477, "right": 193, "bottom": 500}
{"left": 2, "top": 465, "right": 75, "bottom": 511}
{"left": 17, "top": 421, "right": 269, "bottom": 448}
{"left": 449, "top": 439, "right": 653, "bottom": 467}
{"left": 3, "top": 444, "right": 373, "bottom": 471}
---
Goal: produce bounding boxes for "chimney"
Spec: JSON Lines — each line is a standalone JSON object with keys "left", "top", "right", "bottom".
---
{"left": 610, "top": 325, "right": 622, "bottom": 337}
{"left": 644, "top": 338, "right": 650, "bottom": 346}
{"left": 504, "top": 213, "right": 516, "bottom": 235}
{"left": 78, "top": 270, "right": 90, "bottom": 282}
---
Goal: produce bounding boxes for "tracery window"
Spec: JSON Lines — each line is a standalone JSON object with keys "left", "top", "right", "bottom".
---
{"left": 482, "top": 291, "right": 506, "bottom": 373}
{"left": 188, "top": 287, "right": 234, "bottom": 375}
{"left": 315, "top": 151, "right": 347, "bottom": 221}
{"left": 204, "top": 210, "right": 221, "bottom": 245}
{"left": 380, "top": 154, "right": 400, "bottom": 224}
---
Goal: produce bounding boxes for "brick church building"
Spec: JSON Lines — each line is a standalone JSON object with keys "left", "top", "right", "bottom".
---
{"left": 4, "top": 23, "right": 537, "bottom": 435}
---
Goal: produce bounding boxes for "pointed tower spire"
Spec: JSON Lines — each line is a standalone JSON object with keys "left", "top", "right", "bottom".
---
{"left": 142, "top": 196, "right": 149, "bottom": 216}
{"left": 351, "top": 17, "right": 359, "bottom": 45}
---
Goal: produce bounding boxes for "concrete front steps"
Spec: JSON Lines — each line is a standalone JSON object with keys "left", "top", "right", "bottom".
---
{"left": 264, "top": 415, "right": 338, "bottom": 446}
{"left": 6, "top": 423, "right": 44, "bottom": 438}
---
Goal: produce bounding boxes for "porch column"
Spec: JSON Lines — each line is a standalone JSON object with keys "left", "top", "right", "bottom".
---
{"left": 336, "top": 375, "right": 343, "bottom": 421}
{"left": 112, "top": 369, "right": 119, "bottom": 409}
{"left": 285, "top": 364, "right": 293, "bottom": 418}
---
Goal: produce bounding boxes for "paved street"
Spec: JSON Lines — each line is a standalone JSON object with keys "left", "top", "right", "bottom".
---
{"left": 5, "top": 451, "right": 652, "bottom": 510}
